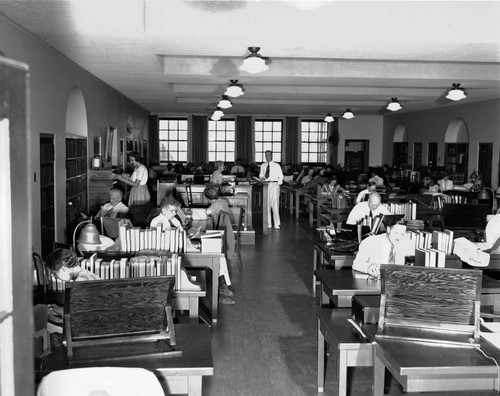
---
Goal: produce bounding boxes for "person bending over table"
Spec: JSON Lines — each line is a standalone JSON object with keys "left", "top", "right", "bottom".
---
{"left": 259, "top": 150, "right": 284, "bottom": 230}
{"left": 346, "top": 193, "right": 390, "bottom": 226}
{"left": 45, "top": 248, "right": 100, "bottom": 282}
{"left": 352, "top": 216, "right": 415, "bottom": 278}
{"left": 355, "top": 181, "right": 377, "bottom": 204}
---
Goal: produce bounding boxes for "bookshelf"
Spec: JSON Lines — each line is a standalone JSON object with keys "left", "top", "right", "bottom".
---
{"left": 445, "top": 143, "right": 468, "bottom": 184}
{"left": 40, "top": 135, "right": 55, "bottom": 258}
{"left": 66, "top": 137, "right": 87, "bottom": 241}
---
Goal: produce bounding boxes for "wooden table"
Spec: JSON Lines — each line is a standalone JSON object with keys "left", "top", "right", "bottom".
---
{"left": 315, "top": 269, "right": 380, "bottom": 307}
{"left": 315, "top": 269, "right": 500, "bottom": 313}
{"left": 281, "top": 184, "right": 302, "bottom": 219}
{"left": 317, "top": 308, "right": 372, "bottom": 396}
{"left": 171, "top": 289, "right": 206, "bottom": 324}
{"left": 364, "top": 324, "right": 500, "bottom": 395}
{"left": 312, "top": 243, "right": 354, "bottom": 297}
{"left": 43, "top": 324, "right": 214, "bottom": 396}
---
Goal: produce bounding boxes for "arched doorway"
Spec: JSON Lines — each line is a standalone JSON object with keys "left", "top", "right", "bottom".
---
{"left": 393, "top": 123, "right": 408, "bottom": 168}
{"left": 65, "top": 86, "right": 88, "bottom": 242}
{"left": 444, "top": 118, "right": 469, "bottom": 185}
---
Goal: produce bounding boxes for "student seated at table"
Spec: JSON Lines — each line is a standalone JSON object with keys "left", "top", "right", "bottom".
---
{"left": 209, "top": 160, "right": 225, "bottom": 185}
{"left": 46, "top": 248, "right": 100, "bottom": 282}
{"left": 322, "top": 175, "right": 344, "bottom": 194}
{"left": 150, "top": 200, "right": 185, "bottom": 231}
{"left": 230, "top": 158, "right": 245, "bottom": 176}
{"left": 355, "top": 181, "right": 377, "bottom": 204}
{"left": 352, "top": 216, "right": 415, "bottom": 277}
{"left": 438, "top": 171, "right": 454, "bottom": 192}
{"left": 94, "top": 188, "right": 129, "bottom": 238}
{"left": 346, "top": 193, "right": 390, "bottom": 226}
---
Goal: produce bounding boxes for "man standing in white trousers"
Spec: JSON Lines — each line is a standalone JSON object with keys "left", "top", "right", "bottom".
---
{"left": 259, "top": 150, "right": 284, "bottom": 229}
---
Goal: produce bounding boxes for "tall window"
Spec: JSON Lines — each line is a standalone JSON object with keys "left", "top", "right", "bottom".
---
{"left": 255, "top": 120, "right": 282, "bottom": 162}
{"left": 159, "top": 118, "right": 188, "bottom": 163}
{"left": 208, "top": 119, "right": 235, "bottom": 162}
{"left": 300, "top": 120, "right": 328, "bottom": 164}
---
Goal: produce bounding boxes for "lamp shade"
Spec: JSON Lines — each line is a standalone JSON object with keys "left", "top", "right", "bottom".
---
{"left": 224, "top": 80, "right": 244, "bottom": 98}
{"left": 446, "top": 83, "right": 467, "bottom": 101}
{"left": 213, "top": 108, "right": 224, "bottom": 118}
{"left": 217, "top": 95, "right": 232, "bottom": 109}
{"left": 239, "top": 47, "right": 269, "bottom": 74}
{"left": 387, "top": 98, "right": 402, "bottom": 111}
{"left": 77, "top": 223, "right": 101, "bottom": 244}
{"left": 342, "top": 109, "right": 354, "bottom": 119}
{"left": 324, "top": 114, "right": 334, "bottom": 123}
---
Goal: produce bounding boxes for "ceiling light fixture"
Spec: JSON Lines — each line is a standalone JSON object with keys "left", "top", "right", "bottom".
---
{"left": 239, "top": 46, "right": 269, "bottom": 74}
{"left": 213, "top": 107, "right": 224, "bottom": 119}
{"left": 387, "top": 98, "right": 402, "bottom": 112}
{"left": 324, "top": 114, "right": 334, "bottom": 123}
{"left": 446, "top": 83, "right": 467, "bottom": 101}
{"left": 217, "top": 95, "right": 232, "bottom": 109}
{"left": 211, "top": 114, "right": 221, "bottom": 121}
{"left": 342, "top": 109, "right": 354, "bottom": 120}
{"left": 224, "top": 80, "right": 244, "bottom": 98}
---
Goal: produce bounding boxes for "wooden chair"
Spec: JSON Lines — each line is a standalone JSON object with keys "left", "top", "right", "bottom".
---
{"left": 33, "top": 252, "right": 48, "bottom": 305}
{"left": 185, "top": 182, "right": 209, "bottom": 208}
{"left": 63, "top": 275, "right": 181, "bottom": 365}
{"left": 377, "top": 265, "right": 482, "bottom": 346}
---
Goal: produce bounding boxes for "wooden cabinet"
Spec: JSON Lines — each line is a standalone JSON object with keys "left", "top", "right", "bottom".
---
{"left": 66, "top": 137, "right": 87, "bottom": 240}
{"left": 40, "top": 135, "right": 55, "bottom": 258}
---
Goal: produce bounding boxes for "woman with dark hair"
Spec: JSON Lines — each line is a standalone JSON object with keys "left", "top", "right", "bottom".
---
{"left": 113, "top": 151, "right": 151, "bottom": 206}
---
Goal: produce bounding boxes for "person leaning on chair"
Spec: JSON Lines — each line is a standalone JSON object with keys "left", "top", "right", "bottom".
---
{"left": 259, "top": 150, "right": 284, "bottom": 230}
{"left": 352, "top": 216, "right": 415, "bottom": 277}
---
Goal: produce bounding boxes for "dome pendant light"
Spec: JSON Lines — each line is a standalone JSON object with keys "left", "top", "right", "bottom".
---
{"left": 225, "top": 79, "right": 244, "bottom": 98}
{"left": 342, "top": 109, "right": 354, "bottom": 119}
{"left": 218, "top": 95, "right": 232, "bottom": 109}
{"left": 387, "top": 98, "right": 402, "bottom": 112}
{"left": 446, "top": 83, "right": 467, "bottom": 101}
{"left": 213, "top": 107, "right": 224, "bottom": 119}
{"left": 324, "top": 114, "right": 334, "bottom": 123}
{"left": 239, "top": 46, "right": 269, "bottom": 74}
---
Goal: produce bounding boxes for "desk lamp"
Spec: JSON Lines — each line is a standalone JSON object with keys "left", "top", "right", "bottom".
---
{"left": 477, "top": 187, "right": 497, "bottom": 213}
{"left": 73, "top": 217, "right": 101, "bottom": 251}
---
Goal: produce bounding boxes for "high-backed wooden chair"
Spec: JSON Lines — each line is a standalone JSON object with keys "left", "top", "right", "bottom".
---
{"left": 377, "top": 265, "right": 482, "bottom": 346}
{"left": 63, "top": 275, "right": 180, "bottom": 365}
{"left": 185, "top": 182, "right": 209, "bottom": 208}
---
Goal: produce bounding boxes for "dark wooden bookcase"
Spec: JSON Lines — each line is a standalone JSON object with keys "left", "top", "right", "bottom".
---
{"left": 40, "top": 135, "right": 55, "bottom": 258}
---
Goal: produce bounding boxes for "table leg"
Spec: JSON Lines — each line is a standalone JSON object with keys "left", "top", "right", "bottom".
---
{"left": 318, "top": 319, "right": 325, "bottom": 393}
{"left": 338, "top": 349, "right": 348, "bottom": 396}
{"left": 372, "top": 345, "right": 385, "bottom": 396}
{"left": 320, "top": 285, "right": 329, "bottom": 307}
{"left": 187, "top": 375, "right": 202, "bottom": 396}
{"left": 289, "top": 190, "right": 294, "bottom": 215}
{"left": 188, "top": 297, "right": 199, "bottom": 324}
{"left": 313, "top": 246, "right": 318, "bottom": 297}
{"left": 295, "top": 191, "right": 300, "bottom": 220}
{"left": 212, "top": 260, "right": 220, "bottom": 324}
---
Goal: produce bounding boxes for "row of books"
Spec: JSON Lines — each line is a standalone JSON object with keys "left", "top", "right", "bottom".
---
{"left": 380, "top": 202, "right": 417, "bottom": 220}
{"left": 415, "top": 247, "right": 447, "bottom": 268}
{"left": 119, "top": 220, "right": 187, "bottom": 253}
{"left": 435, "top": 194, "right": 467, "bottom": 209}
{"left": 49, "top": 253, "right": 182, "bottom": 291}
{"left": 406, "top": 229, "right": 454, "bottom": 254}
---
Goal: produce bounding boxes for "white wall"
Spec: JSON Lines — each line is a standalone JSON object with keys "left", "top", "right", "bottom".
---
{"left": 337, "top": 115, "right": 384, "bottom": 167}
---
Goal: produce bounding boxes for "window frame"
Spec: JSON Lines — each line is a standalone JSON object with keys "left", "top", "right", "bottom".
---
{"left": 158, "top": 117, "right": 189, "bottom": 164}
{"left": 208, "top": 119, "right": 236, "bottom": 162}
{"left": 300, "top": 119, "right": 329, "bottom": 165}
{"left": 254, "top": 119, "right": 283, "bottom": 163}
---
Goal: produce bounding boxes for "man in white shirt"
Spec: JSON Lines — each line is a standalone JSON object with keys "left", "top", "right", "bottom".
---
{"left": 230, "top": 158, "right": 245, "bottom": 175}
{"left": 96, "top": 188, "right": 129, "bottom": 218}
{"left": 346, "top": 193, "right": 390, "bottom": 225}
{"left": 438, "top": 172, "right": 454, "bottom": 192}
{"left": 259, "top": 150, "right": 284, "bottom": 229}
{"left": 482, "top": 213, "right": 500, "bottom": 254}
{"left": 352, "top": 216, "right": 415, "bottom": 277}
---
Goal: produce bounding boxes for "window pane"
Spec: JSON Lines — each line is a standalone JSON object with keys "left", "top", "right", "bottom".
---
{"left": 209, "top": 142, "right": 216, "bottom": 151}
{"left": 263, "top": 122, "right": 272, "bottom": 132}
{"left": 227, "top": 131, "right": 235, "bottom": 141}
{"left": 178, "top": 120, "right": 188, "bottom": 130}
{"left": 216, "top": 131, "right": 226, "bottom": 140}
{"left": 208, "top": 152, "right": 215, "bottom": 162}
{"left": 226, "top": 142, "right": 235, "bottom": 152}
{"left": 264, "top": 142, "right": 273, "bottom": 152}
{"left": 263, "top": 132, "right": 272, "bottom": 141}
{"left": 178, "top": 141, "right": 187, "bottom": 151}
{"left": 273, "top": 132, "right": 282, "bottom": 142}
{"left": 255, "top": 131, "right": 262, "bottom": 141}
{"left": 208, "top": 131, "right": 216, "bottom": 141}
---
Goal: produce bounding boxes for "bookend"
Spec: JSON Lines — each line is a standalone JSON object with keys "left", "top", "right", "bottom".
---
{"left": 376, "top": 265, "right": 482, "bottom": 347}
{"left": 63, "top": 275, "right": 181, "bottom": 365}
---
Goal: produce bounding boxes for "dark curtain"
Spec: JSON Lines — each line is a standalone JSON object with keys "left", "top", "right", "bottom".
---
{"left": 285, "top": 116, "right": 299, "bottom": 165}
{"left": 149, "top": 114, "right": 159, "bottom": 165}
{"left": 191, "top": 115, "right": 208, "bottom": 165}
{"left": 236, "top": 116, "right": 253, "bottom": 165}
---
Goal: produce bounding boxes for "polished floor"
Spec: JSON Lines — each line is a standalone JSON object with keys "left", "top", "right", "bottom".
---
{"left": 202, "top": 209, "right": 498, "bottom": 396}
{"left": 203, "top": 209, "right": 376, "bottom": 396}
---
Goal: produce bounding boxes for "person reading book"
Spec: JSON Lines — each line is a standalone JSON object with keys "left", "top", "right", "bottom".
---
{"left": 149, "top": 200, "right": 184, "bottom": 231}
{"left": 352, "top": 216, "right": 415, "bottom": 278}
{"left": 346, "top": 193, "right": 390, "bottom": 225}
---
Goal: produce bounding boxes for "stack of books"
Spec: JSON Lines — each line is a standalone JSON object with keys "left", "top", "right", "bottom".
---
{"left": 381, "top": 202, "right": 417, "bottom": 220}
{"left": 408, "top": 229, "right": 454, "bottom": 268}
{"left": 118, "top": 219, "right": 187, "bottom": 253}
